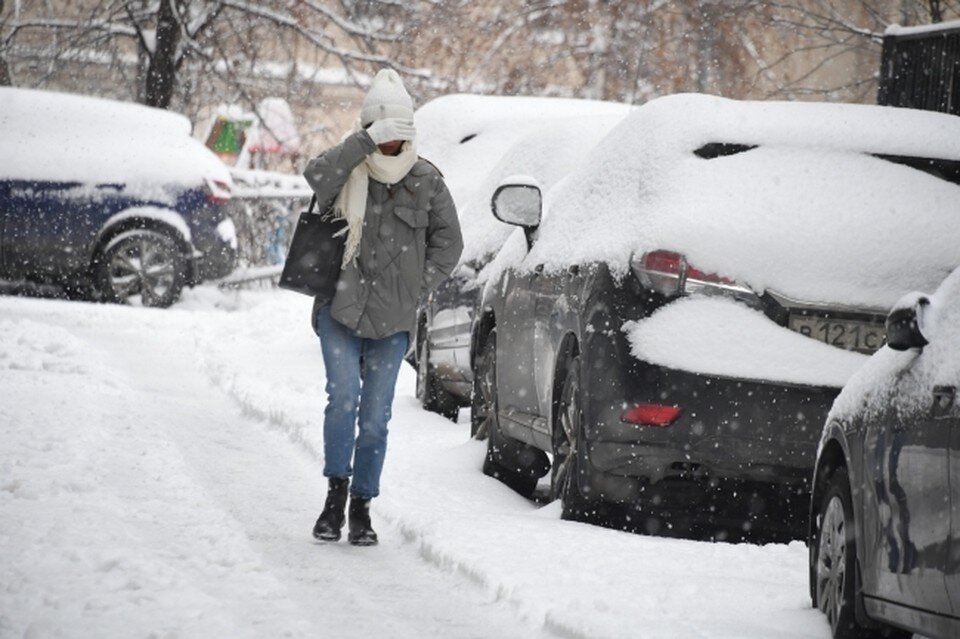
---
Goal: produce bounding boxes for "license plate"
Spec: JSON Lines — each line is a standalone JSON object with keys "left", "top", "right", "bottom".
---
{"left": 788, "top": 315, "right": 886, "bottom": 354}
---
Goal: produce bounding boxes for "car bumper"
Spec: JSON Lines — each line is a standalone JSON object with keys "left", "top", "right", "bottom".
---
{"left": 582, "top": 360, "right": 838, "bottom": 530}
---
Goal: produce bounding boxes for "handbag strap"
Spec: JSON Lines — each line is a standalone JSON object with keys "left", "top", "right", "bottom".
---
{"left": 308, "top": 194, "right": 317, "bottom": 214}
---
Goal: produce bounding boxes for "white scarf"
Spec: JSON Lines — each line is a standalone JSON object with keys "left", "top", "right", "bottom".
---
{"left": 333, "top": 121, "right": 418, "bottom": 266}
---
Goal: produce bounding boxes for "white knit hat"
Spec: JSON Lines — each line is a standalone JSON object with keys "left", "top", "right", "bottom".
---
{"left": 360, "top": 69, "right": 414, "bottom": 126}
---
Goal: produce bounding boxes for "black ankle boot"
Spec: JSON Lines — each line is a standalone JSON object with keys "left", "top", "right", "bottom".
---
{"left": 313, "top": 477, "right": 349, "bottom": 541}
{"left": 347, "top": 497, "right": 378, "bottom": 546}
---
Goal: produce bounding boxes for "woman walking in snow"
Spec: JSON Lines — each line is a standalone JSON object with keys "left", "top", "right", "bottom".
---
{"left": 302, "top": 69, "right": 463, "bottom": 546}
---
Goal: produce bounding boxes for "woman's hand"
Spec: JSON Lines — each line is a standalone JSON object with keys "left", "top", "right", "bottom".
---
{"left": 366, "top": 118, "right": 416, "bottom": 144}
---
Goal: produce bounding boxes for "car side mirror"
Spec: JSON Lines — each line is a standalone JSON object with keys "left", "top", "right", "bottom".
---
{"left": 491, "top": 181, "right": 542, "bottom": 228}
{"left": 886, "top": 296, "right": 930, "bottom": 351}
{"left": 491, "top": 178, "right": 542, "bottom": 251}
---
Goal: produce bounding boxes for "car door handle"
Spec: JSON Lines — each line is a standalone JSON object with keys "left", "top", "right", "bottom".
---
{"left": 932, "top": 386, "right": 955, "bottom": 419}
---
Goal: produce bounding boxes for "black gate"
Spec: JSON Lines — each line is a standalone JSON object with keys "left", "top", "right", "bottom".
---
{"left": 878, "top": 21, "right": 960, "bottom": 115}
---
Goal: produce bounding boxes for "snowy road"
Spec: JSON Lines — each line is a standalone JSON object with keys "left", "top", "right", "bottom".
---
{"left": 1, "top": 287, "right": 838, "bottom": 638}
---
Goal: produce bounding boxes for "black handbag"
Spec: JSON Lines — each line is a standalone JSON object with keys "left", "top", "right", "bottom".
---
{"left": 278, "top": 195, "right": 347, "bottom": 301}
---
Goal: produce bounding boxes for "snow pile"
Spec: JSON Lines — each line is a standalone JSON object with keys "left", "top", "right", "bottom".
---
{"left": 829, "top": 265, "right": 960, "bottom": 423}
{"left": 509, "top": 93, "right": 960, "bottom": 309}
{"left": 0, "top": 87, "right": 231, "bottom": 191}
{"left": 623, "top": 297, "right": 869, "bottom": 387}
{"left": 415, "top": 94, "right": 632, "bottom": 215}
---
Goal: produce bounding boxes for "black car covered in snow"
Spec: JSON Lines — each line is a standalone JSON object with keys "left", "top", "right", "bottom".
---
{"left": 471, "top": 93, "right": 960, "bottom": 540}
{"left": 809, "top": 265, "right": 960, "bottom": 639}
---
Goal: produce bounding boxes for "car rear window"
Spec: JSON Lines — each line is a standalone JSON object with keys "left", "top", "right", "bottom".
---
{"left": 693, "top": 143, "right": 758, "bottom": 159}
{"left": 875, "top": 155, "right": 960, "bottom": 186}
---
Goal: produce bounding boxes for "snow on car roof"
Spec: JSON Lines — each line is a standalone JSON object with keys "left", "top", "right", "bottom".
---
{"left": 0, "top": 88, "right": 231, "bottom": 189}
{"left": 457, "top": 111, "right": 629, "bottom": 265}
{"left": 415, "top": 94, "right": 632, "bottom": 213}
{"left": 517, "top": 93, "right": 960, "bottom": 309}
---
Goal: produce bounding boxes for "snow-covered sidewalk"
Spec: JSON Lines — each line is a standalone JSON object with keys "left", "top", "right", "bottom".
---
{"left": 1, "top": 288, "right": 831, "bottom": 638}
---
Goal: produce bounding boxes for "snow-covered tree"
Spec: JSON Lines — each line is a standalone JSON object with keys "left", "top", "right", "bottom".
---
{"left": 761, "top": 0, "right": 960, "bottom": 100}
{"left": 0, "top": 0, "right": 425, "bottom": 108}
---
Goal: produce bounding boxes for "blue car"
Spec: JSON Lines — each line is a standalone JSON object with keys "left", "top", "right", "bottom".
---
{"left": 0, "top": 88, "right": 237, "bottom": 307}
{"left": 810, "top": 266, "right": 960, "bottom": 639}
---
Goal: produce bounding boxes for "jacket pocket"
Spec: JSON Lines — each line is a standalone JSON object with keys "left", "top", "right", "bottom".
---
{"left": 394, "top": 206, "right": 429, "bottom": 228}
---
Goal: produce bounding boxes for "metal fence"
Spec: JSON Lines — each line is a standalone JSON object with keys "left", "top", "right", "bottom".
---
{"left": 879, "top": 21, "right": 960, "bottom": 116}
{"left": 220, "top": 168, "right": 311, "bottom": 288}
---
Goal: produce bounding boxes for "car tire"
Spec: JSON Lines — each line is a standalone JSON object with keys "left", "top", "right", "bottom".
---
{"left": 415, "top": 327, "right": 459, "bottom": 422}
{"left": 813, "top": 468, "right": 909, "bottom": 639}
{"left": 471, "top": 330, "right": 497, "bottom": 439}
{"left": 96, "top": 229, "right": 185, "bottom": 308}
{"left": 551, "top": 353, "right": 593, "bottom": 520}
{"left": 479, "top": 329, "right": 543, "bottom": 497}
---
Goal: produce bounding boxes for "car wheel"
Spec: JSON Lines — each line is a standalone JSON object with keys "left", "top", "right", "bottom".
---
{"left": 814, "top": 468, "right": 858, "bottom": 638}
{"left": 479, "top": 330, "right": 543, "bottom": 497}
{"left": 551, "top": 353, "right": 593, "bottom": 519}
{"left": 471, "top": 331, "right": 497, "bottom": 439}
{"left": 97, "top": 229, "right": 185, "bottom": 308}
{"left": 814, "top": 468, "right": 907, "bottom": 639}
{"left": 415, "top": 327, "right": 459, "bottom": 421}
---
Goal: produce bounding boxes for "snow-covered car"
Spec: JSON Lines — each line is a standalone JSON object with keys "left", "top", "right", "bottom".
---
{"left": 0, "top": 88, "right": 237, "bottom": 307}
{"left": 809, "top": 266, "right": 960, "bottom": 639}
{"left": 412, "top": 94, "right": 631, "bottom": 420}
{"left": 472, "top": 93, "right": 960, "bottom": 539}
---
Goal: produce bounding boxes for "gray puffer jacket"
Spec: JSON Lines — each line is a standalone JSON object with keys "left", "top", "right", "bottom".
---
{"left": 302, "top": 129, "right": 463, "bottom": 339}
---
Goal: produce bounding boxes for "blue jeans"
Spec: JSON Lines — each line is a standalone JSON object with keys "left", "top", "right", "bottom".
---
{"left": 315, "top": 305, "right": 409, "bottom": 499}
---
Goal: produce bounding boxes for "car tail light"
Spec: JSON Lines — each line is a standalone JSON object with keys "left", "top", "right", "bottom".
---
{"left": 631, "top": 249, "right": 759, "bottom": 305}
{"left": 621, "top": 403, "right": 683, "bottom": 427}
{"left": 205, "top": 177, "right": 232, "bottom": 204}
{"left": 632, "top": 250, "right": 683, "bottom": 297}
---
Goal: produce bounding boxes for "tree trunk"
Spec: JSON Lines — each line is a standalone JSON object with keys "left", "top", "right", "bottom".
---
{"left": 930, "top": 0, "right": 943, "bottom": 22}
{"left": 144, "top": 0, "right": 181, "bottom": 108}
{"left": 0, "top": 55, "right": 11, "bottom": 86}
{"left": 0, "top": 0, "right": 9, "bottom": 86}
